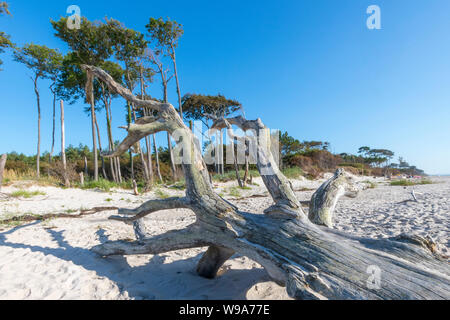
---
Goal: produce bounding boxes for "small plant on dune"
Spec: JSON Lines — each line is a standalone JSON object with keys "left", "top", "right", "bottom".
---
{"left": 10, "top": 190, "right": 46, "bottom": 198}
{"left": 228, "top": 187, "right": 242, "bottom": 198}
{"left": 155, "top": 188, "right": 170, "bottom": 199}
{"left": 105, "top": 198, "right": 113, "bottom": 202}
{"left": 168, "top": 179, "right": 186, "bottom": 190}
{"left": 363, "top": 180, "right": 377, "bottom": 189}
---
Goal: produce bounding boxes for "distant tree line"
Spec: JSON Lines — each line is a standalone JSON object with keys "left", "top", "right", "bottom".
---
{"left": 279, "top": 132, "right": 425, "bottom": 178}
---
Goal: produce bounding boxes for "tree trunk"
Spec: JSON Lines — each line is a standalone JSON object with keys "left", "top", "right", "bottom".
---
{"left": 243, "top": 154, "right": 249, "bottom": 187}
{"left": 131, "top": 109, "right": 150, "bottom": 184}
{"left": 104, "top": 103, "right": 117, "bottom": 182}
{"left": 0, "top": 154, "right": 7, "bottom": 191}
{"left": 160, "top": 73, "right": 177, "bottom": 182}
{"left": 167, "top": 133, "right": 177, "bottom": 181}
{"left": 49, "top": 86, "right": 56, "bottom": 169}
{"left": 34, "top": 77, "right": 41, "bottom": 179}
{"left": 85, "top": 70, "right": 99, "bottom": 181}
{"left": 90, "top": 101, "right": 98, "bottom": 181}
{"left": 145, "top": 136, "right": 153, "bottom": 188}
{"left": 243, "top": 138, "right": 250, "bottom": 186}
{"left": 232, "top": 136, "right": 243, "bottom": 188}
{"left": 219, "top": 129, "right": 224, "bottom": 175}
{"left": 215, "top": 131, "right": 219, "bottom": 174}
{"left": 130, "top": 151, "right": 134, "bottom": 180}
{"left": 115, "top": 156, "right": 123, "bottom": 183}
{"left": 85, "top": 65, "right": 450, "bottom": 300}
{"left": 60, "top": 100, "right": 70, "bottom": 187}
{"left": 153, "top": 134, "right": 163, "bottom": 183}
{"left": 140, "top": 72, "right": 154, "bottom": 189}
{"left": 94, "top": 114, "right": 108, "bottom": 180}
{"left": 170, "top": 45, "right": 183, "bottom": 120}
{"left": 132, "top": 179, "right": 139, "bottom": 196}
{"left": 84, "top": 156, "right": 88, "bottom": 177}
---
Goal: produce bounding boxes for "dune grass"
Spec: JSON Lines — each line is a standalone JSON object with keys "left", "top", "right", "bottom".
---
{"left": 3, "top": 169, "right": 60, "bottom": 186}
{"left": 155, "top": 188, "right": 170, "bottom": 199}
{"left": 390, "top": 179, "right": 433, "bottom": 186}
{"left": 281, "top": 167, "right": 305, "bottom": 179}
{"left": 212, "top": 169, "right": 260, "bottom": 183}
{"left": 363, "top": 180, "right": 377, "bottom": 189}
{"left": 10, "top": 190, "right": 46, "bottom": 198}
{"left": 228, "top": 187, "right": 242, "bottom": 198}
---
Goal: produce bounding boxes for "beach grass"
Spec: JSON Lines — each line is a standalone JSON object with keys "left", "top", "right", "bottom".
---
{"left": 212, "top": 169, "right": 260, "bottom": 182}
{"left": 10, "top": 190, "right": 46, "bottom": 198}
{"left": 281, "top": 167, "right": 305, "bottom": 179}
{"left": 155, "top": 188, "right": 170, "bottom": 199}
{"left": 390, "top": 179, "right": 433, "bottom": 186}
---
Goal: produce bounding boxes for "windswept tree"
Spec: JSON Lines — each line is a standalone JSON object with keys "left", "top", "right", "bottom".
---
{"left": 146, "top": 17, "right": 184, "bottom": 119}
{"left": 0, "top": 2, "right": 10, "bottom": 15}
{"left": 145, "top": 20, "right": 181, "bottom": 180}
{"left": 13, "top": 44, "right": 63, "bottom": 178}
{"left": 98, "top": 60, "right": 125, "bottom": 183}
{"left": 182, "top": 93, "right": 242, "bottom": 175}
{"left": 104, "top": 18, "right": 153, "bottom": 185}
{"left": 0, "top": 1, "right": 13, "bottom": 70}
{"left": 45, "top": 52, "right": 63, "bottom": 163}
{"left": 51, "top": 17, "right": 114, "bottom": 181}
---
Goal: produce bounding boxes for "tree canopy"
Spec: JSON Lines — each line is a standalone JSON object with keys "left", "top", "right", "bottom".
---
{"left": 0, "top": 1, "right": 13, "bottom": 69}
{"left": 181, "top": 93, "right": 242, "bottom": 126}
{"left": 13, "top": 44, "right": 62, "bottom": 80}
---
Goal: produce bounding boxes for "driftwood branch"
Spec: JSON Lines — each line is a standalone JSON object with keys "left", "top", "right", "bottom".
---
{"left": 85, "top": 65, "right": 450, "bottom": 300}
{"left": 92, "top": 224, "right": 210, "bottom": 256}
{"left": 109, "top": 197, "right": 190, "bottom": 223}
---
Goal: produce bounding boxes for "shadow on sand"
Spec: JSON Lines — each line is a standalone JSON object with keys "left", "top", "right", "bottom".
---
{"left": 0, "top": 222, "right": 274, "bottom": 300}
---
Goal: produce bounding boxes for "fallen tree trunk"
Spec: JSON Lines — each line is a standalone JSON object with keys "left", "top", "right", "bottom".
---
{"left": 83, "top": 65, "right": 450, "bottom": 300}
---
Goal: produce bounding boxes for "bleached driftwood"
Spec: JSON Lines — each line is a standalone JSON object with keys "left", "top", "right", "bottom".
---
{"left": 309, "top": 168, "right": 359, "bottom": 228}
{"left": 84, "top": 65, "right": 450, "bottom": 300}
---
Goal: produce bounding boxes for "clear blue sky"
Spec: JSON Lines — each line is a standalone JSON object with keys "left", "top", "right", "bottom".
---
{"left": 1, "top": 0, "right": 449, "bottom": 174}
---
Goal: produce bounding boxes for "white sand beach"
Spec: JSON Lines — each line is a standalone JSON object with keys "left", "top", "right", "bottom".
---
{"left": 0, "top": 175, "right": 448, "bottom": 300}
